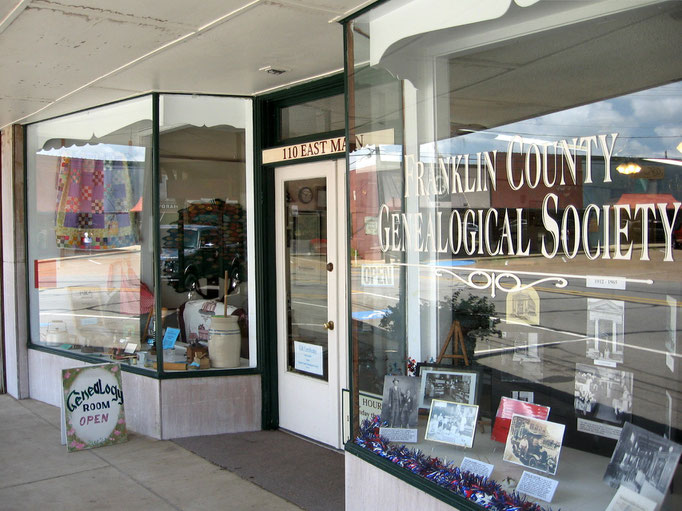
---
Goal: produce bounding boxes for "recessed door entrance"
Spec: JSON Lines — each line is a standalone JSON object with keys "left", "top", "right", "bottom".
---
{"left": 275, "top": 159, "right": 345, "bottom": 448}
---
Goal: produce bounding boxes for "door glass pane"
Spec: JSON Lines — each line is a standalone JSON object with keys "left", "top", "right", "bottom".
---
{"left": 284, "top": 178, "right": 328, "bottom": 381}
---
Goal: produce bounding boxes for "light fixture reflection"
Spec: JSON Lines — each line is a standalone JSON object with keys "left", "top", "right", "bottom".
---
{"left": 677, "top": 141, "right": 682, "bottom": 154}
{"left": 617, "top": 162, "right": 642, "bottom": 175}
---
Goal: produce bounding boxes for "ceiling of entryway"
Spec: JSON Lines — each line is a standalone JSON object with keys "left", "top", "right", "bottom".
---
{"left": 0, "top": 0, "right": 370, "bottom": 128}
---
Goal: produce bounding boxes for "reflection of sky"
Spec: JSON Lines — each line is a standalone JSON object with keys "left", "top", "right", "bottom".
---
{"left": 431, "top": 82, "right": 682, "bottom": 161}
{"left": 350, "top": 144, "right": 403, "bottom": 170}
{"left": 349, "top": 82, "right": 682, "bottom": 202}
{"left": 37, "top": 143, "right": 147, "bottom": 162}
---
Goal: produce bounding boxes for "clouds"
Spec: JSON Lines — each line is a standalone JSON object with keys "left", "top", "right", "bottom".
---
{"left": 438, "top": 81, "right": 682, "bottom": 159}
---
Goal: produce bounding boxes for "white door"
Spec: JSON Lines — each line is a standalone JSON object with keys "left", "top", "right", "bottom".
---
{"left": 275, "top": 159, "right": 346, "bottom": 448}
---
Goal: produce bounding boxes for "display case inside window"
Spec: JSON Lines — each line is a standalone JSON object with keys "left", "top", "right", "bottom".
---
{"left": 157, "top": 94, "right": 255, "bottom": 371}
{"left": 347, "top": 1, "right": 682, "bottom": 510}
{"left": 27, "top": 96, "right": 154, "bottom": 368}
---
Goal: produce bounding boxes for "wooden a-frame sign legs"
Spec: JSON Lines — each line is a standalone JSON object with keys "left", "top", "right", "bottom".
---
{"left": 436, "top": 320, "right": 469, "bottom": 366}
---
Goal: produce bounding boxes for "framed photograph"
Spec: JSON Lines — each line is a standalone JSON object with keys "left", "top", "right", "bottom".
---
{"left": 603, "top": 422, "right": 682, "bottom": 505}
{"left": 425, "top": 399, "right": 479, "bottom": 448}
{"left": 586, "top": 299, "right": 625, "bottom": 365}
{"left": 574, "top": 363, "right": 633, "bottom": 429}
{"left": 379, "top": 375, "right": 420, "bottom": 443}
{"left": 503, "top": 414, "right": 566, "bottom": 475}
{"left": 316, "top": 186, "right": 326, "bottom": 208}
{"left": 418, "top": 368, "right": 478, "bottom": 410}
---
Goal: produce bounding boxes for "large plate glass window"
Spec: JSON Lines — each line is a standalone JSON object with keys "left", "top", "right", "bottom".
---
{"left": 157, "top": 94, "right": 255, "bottom": 371}
{"left": 26, "top": 94, "right": 256, "bottom": 372}
{"left": 27, "top": 97, "right": 154, "bottom": 367}
{"left": 347, "top": 1, "right": 682, "bottom": 510}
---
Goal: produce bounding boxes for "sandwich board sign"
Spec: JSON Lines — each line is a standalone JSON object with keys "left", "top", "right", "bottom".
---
{"left": 61, "top": 363, "right": 127, "bottom": 451}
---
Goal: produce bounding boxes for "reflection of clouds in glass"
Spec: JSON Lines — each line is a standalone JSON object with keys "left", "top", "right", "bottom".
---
{"left": 630, "top": 93, "right": 682, "bottom": 122}
{"left": 517, "top": 101, "right": 626, "bottom": 135}
{"left": 434, "top": 82, "right": 682, "bottom": 160}
{"left": 654, "top": 125, "right": 681, "bottom": 138}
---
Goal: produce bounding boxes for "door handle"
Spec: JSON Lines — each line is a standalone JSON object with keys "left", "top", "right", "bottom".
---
{"left": 323, "top": 320, "right": 335, "bottom": 331}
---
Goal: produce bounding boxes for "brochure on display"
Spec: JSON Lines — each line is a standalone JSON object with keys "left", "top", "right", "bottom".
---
{"left": 492, "top": 396, "right": 550, "bottom": 443}
{"left": 516, "top": 471, "right": 559, "bottom": 503}
{"left": 605, "top": 486, "right": 657, "bottom": 511}
{"left": 460, "top": 457, "right": 494, "bottom": 479}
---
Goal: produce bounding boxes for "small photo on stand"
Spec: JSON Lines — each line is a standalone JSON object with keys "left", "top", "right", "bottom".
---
{"left": 379, "top": 375, "right": 420, "bottom": 443}
{"left": 503, "top": 414, "right": 565, "bottom": 475}
{"left": 425, "top": 399, "right": 479, "bottom": 448}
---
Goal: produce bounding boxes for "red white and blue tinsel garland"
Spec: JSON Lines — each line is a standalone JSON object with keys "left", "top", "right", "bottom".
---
{"left": 354, "top": 416, "right": 554, "bottom": 511}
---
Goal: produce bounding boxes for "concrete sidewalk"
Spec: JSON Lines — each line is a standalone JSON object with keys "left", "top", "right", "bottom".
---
{"left": 0, "top": 395, "right": 302, "bottom": 511}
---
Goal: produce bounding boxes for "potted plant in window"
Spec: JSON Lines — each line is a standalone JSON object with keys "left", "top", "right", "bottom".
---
{"left": 379, "top": 289, "right": 501, "bottom": 366}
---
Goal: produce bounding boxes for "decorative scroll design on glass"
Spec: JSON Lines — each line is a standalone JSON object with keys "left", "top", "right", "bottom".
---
{"left": 434, "top": 268, "right": 568, "bottom": 298}
{"left": 399, "top": 264, "right": 654, "bottom": 298}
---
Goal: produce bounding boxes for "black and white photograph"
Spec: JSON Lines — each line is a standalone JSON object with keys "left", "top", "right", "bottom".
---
{"left": 418, "top": 368, "right": 477, "bottom": 410}
{"left": 603, "top": 422, "right": 682, "bottom": 505}
{"left": 425, "top": 399, "right": 479, "bottom": 448}
{"left": 512, "top": 332, "right": 540, "bottom": 363}
{"left": 586, "top": 299, "right": 625, "bottom": 365}
{"left": 574, "top": 363, "right": 633, "bottom": 426}
{"left": 503, "top": 414, "right": 565, "bottom": 476}
{"left": 379, "top": 375, "right": 420, "bottom": 442}
{"left": 506, "top": 287, "right": 540, "bottom": 326}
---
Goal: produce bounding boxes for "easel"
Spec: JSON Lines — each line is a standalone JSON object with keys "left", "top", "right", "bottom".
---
{"left": 436, "top": 320, "right": 469, "bottom": 366}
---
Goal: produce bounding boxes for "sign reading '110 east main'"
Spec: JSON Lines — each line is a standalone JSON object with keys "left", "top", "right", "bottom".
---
{"left": 262, "top": 136, "right": 346, "bottom": 164}
{"left": 62, "top": 363, "right": 127, "bottom": 452}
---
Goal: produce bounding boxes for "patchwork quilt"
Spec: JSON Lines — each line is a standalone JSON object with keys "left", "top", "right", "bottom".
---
{"left": 55, "top": 157, "right": 138, "bottom": 249}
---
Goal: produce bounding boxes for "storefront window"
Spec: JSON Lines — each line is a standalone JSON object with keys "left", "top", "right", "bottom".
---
{"left": 27, "top": 97, "right": 153, "bottom": 368}
{"left": 27, "top": 94, "right": 256, "bottom": 372}
{"left": 348, "top": 1, "right": 682, "bottom": 510}
{"left": 157, "top": 94, "right": 255, "bottom": 371}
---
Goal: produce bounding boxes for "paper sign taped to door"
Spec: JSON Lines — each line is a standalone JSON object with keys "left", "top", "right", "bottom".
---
{"left": 294, "top": 341, "right": 324, "bottom": 376}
